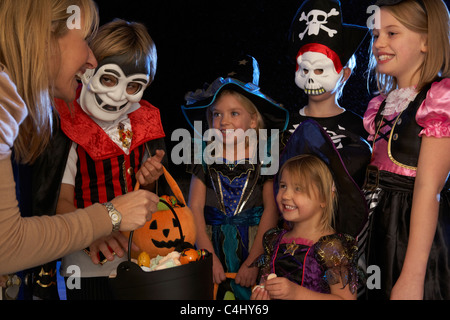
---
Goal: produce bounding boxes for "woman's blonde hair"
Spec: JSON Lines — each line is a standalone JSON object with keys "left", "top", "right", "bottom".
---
{"left": 89, "top": 19, "right": 157, "bottom": 84}
{"left": 368, "top": 0, "right": 450, "bottom": 94}
{"left": 206, "top": 89, "right": 265, "bottom": 131}
{"left": 0, "top": 0, "right": 99, "bottom": 164}
{"left": 278, "top": 154, "right": 337, "bottom": 233}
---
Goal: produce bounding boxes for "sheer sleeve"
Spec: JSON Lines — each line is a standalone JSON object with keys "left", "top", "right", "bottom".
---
{"left": 251, "top": 228, "right": 283, "bottom": 281}
{"left": 314, "top": 233, "right": 359, "bottom": 294}
{"left": 363, "top": 95, "right": 385, "bottom": 141}
{"left": 417, "top": 78, "right": 450, "bottom": 138}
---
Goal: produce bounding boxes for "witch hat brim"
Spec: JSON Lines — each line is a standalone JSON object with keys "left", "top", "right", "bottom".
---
{"left": 274, "top": 119, "right": 368, "bottom": 238}
{"left": 181, "top": 78, "right": 289, "bottom": 136}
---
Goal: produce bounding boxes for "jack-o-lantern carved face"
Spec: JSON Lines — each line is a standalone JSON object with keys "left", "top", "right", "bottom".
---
{"left": 148, "top": 214, "right": 184, "bottom": 249}
{"left": 132, "top": 202, "right": 197, "bottom": 258}
{"left": 128, "top": 167, "right": 197, "bottom": 258}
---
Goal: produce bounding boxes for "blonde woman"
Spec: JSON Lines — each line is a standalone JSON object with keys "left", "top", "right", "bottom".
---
{"left": 0, "top": 0, "right": 159, "bottom": 275}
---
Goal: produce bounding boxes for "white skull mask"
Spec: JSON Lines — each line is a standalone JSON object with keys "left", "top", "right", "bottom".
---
{"left": 295, "top": 51, "right": 342, "bottom": 96}
{"left": 79, "top": 63, "right": 150, "bottom": 122}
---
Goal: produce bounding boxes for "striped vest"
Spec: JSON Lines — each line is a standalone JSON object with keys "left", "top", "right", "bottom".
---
{"left": 74, "top": 143, "right": 145, "bottom": 207}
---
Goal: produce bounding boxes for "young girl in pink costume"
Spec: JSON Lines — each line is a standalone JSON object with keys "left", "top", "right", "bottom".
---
{"left": 363, "top": 0, "right": 450, "bottom": 300}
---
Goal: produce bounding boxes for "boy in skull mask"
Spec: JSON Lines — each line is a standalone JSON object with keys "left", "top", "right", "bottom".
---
{"left": 284, "top": 0, "right": 371, "bottom": 189}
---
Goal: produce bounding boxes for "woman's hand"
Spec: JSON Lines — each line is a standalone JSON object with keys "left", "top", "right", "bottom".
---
{"left": 110, "top": 189, "right": 159, "bottom": 231}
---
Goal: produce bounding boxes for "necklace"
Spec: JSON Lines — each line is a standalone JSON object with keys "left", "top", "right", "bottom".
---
{"left": 117, "top": 122, "right": 133, "bottom": 149}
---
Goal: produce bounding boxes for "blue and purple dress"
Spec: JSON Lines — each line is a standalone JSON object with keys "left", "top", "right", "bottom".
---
{"left": 189, "top": 159, "right": 268, "bottom": 299}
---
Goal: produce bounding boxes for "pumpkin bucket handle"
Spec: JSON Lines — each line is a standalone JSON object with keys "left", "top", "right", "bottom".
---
{"left": 161, "top": 166, "right": 186, "bottom": 206}
{"left": 133, "top": 165, "right": 186, "bottom": 205}
{"left": 127, "top": 166, "right": 187, "bottom": 261}
{"left": 127, "top": 198, "right": 184, "bottom": 262}
{"left": 213, "top": 273, "right": 237, "bottom": 300}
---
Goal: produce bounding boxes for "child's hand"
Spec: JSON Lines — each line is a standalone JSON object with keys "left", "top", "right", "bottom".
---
{"left": 265, "top": 276, "right": 301, "bottom": 300}
{"left": 0, "top": 275, "right": 7, "bottom": 288}
{"left": 212, "top": 254, "right": 226, "bottom": 284}
{"left": 250, "top": 286, "right": 270, "bottom": 300}
{"left": 87, "top": 231, "right": 139, "bottom": 265}
{"left": 235, "top": 263, "right": 258, "bottom": 288}
{"left": 136, "top": 149, "right": 165, "bottom": 187}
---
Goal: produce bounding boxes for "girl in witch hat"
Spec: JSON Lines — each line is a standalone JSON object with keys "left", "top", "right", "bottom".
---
{"left": 251, "top": 119, "right": 368, "bottom": 300}
{"left": 182, "top": 55, "right": 289, "bottom": 300}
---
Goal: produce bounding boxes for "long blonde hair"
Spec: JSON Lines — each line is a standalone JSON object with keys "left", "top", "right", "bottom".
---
{"left": 0, "top": 0, "right": 99, "bottom": 164}
{"left": 278, "top": 154, "right": 337, "bottom": 233}
{"left": 369, "top": 0, "right": 450, "bottom": 94}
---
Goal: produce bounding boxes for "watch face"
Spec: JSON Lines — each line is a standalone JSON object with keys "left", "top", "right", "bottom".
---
{"left": 111, "top": 212, "right": 120, "bottom": 223}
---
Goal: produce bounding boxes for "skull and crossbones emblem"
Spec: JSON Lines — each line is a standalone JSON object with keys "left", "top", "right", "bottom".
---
{"left": 298, "top": 8, "right": 340, "bottom": 40}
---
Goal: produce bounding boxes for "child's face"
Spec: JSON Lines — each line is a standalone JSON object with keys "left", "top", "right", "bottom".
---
{"left": 211, "top": 93, "right": 257, "bottom": 146}
{"left": 79, "top": 60, "right": 150, "bottom": 122}
{"left": 276, "top": 170, "right": 325, "bottom": 227}
{"left": 371, "top": 8, "right": 427, "bottom": 88}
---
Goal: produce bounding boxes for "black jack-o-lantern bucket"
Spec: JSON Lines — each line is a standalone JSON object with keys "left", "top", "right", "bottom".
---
{"left": 109, "top": 202, "right": 213, "bottom": 300}
{"left": 109, "top": 168, "right": 213, "bottom": 300}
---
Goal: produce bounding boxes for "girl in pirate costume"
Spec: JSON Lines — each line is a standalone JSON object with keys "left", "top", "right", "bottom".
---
{"left": 55, "top": 19, "right": 167, "bottom": 300}
{"left": 182, "top": 56, "right": 289, "bottom": 300}
{"left": 363, "top": 0, "right": 450, "bottom": 300}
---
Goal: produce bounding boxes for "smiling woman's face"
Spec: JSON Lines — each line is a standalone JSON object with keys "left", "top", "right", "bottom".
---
{"left": 49, "top": 26, "right": 97, "bottom": 102}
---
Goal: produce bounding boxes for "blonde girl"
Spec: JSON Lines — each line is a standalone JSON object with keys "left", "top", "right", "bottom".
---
{"left": 252, "top": 154, "right": 359, "bottom": 300}
{"left": 188, "top": 87, "right": 280, "bottom": 300}
{"left": 363, "top": 0, "right": 450, "bottom": 300}
{"left": 184, "top": 62, "right": 288, "bottom": 299}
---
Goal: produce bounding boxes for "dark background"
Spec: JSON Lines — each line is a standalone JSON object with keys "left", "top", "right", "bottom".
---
{"left": 91, "top": 0, "right": 420, "bottom": 194}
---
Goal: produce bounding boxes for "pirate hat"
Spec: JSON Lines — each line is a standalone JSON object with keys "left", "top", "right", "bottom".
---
{"left": 289, "top": 0, "right": 368, "bottom": 73}
{"left": 274, "top": 119, "right": 368, "bottom": 237}
{"left": 181, "top": 55, "right": 289, "bottom": 136}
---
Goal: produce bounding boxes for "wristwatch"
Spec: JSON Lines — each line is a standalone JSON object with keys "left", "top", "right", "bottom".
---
{"left": 103, "top": 202, "right": 122, "bottom": 232}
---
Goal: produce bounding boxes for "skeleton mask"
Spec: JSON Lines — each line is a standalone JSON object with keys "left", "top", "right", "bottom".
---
{"left": 79, "top": 57, "right": 150, "bottom": 122}
{"left": 295, "top": 51, "right": 342, "bottom": 95}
